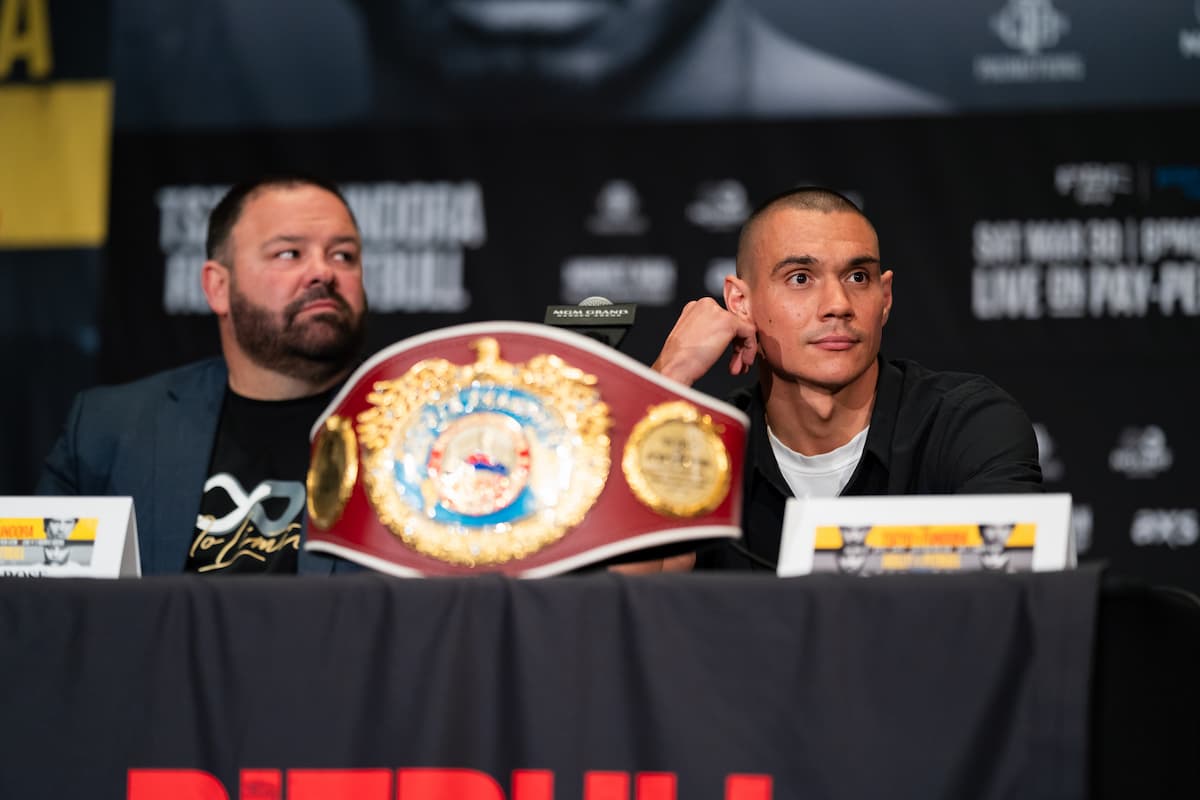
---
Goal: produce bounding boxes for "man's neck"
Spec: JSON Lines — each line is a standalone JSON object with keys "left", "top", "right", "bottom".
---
{"left": 223, "top": 350, "right": 348, "bottom": 401}
{"left": 761, "top": 361, "right": 878, "bottom": 456}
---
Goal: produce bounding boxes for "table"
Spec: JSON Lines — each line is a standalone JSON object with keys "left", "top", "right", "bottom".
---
{"left": 0, "top": 567, "right": 1110, "bottom": 799}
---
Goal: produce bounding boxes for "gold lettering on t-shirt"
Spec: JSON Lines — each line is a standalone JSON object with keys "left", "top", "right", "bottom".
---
{"left": 190, "top": 516, "right": 301, "bottom": 573}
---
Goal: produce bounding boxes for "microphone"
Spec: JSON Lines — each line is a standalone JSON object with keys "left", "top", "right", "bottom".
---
{"left": 543, "top": 296, "right": 637, "bottom": 349}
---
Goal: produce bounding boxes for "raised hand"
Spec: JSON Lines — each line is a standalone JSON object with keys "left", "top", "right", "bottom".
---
{"left": 652, "top": 297, "right": 758, "bottom": 386}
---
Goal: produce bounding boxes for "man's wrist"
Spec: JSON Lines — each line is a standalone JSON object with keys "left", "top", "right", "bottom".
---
{"left": 651, "top": 355, "right": 699, "bottom": 386}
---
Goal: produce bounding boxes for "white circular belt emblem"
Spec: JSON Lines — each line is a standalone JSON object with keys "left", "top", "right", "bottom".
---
{"left": 426, "top": 412, "right": 532, "bottom": 517}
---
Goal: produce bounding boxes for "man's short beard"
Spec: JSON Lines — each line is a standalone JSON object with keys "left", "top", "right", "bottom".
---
{"left": 229, "top": 282, "right": 367, "bottom": 386}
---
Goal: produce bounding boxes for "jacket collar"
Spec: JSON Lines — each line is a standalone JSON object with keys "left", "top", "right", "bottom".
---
{"left": 147, "top": 359, "right": 228, "bottom": 574}
{"left": 146, "top": 359, "right": 339, "bottom": 575}
{"left": 863, "top": 355, "right": 901, "bottom": 474}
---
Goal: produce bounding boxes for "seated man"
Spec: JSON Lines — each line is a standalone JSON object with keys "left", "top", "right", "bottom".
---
{"left": 650, "top": 186, "right": 1041, "bottom": 571}
{"left": 38, "top": 175, "right": 369, "bottom": 575}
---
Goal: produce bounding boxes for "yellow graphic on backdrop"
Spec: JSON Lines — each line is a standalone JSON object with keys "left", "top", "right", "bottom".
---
{"left": 0, "top": 0, "right": 52, "bottom": 79}
{"left": 0, "top": 0, "right": 112, "bottom": 248}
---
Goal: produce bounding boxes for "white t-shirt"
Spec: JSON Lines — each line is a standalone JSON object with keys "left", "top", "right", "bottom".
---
{"left": 768, "top": 425, "right": 869, "bottom": 499}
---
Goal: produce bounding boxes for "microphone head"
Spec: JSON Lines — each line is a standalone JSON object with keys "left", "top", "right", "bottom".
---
{"left": 578, "top": 296, "right": 613, "bottom": 307}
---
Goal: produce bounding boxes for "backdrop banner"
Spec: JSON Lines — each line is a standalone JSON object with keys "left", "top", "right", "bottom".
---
{"left": 0, "top": 0, "right": 112, "bottom": 493}
{"left": 103, "top": 108, "right": 1200, "bottom": 591}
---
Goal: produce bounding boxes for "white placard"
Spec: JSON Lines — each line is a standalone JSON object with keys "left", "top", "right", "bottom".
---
{"left": 777, "top": 493, "right": 1074, "bottom": 577}
{"left": 0, "top": 497, "right": 140, "bottom": 578}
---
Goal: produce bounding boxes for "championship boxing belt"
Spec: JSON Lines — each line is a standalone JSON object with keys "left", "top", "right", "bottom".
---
{"left": 304, "top": 321, "right": 747, "bottom": 577}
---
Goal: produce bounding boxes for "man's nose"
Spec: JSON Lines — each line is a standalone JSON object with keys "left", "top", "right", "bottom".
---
{"left": 819, "top": 280, "right": 853, "bottom": 318}
{"left": 306, "top": 252, "right": 337, "bottom": 285}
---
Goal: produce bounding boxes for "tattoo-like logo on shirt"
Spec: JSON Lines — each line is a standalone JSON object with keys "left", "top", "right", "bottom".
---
{"left": 192, "top": 474, "right": 304, "bottom": 572}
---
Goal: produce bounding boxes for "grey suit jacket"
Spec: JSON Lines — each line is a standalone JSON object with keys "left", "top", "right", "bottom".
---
{"left": 36, "top": 358, "right": 350, "bottom": 576}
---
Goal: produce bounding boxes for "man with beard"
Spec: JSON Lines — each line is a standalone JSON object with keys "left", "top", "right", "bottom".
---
{"left": 37, "top": 176, "right": 368, "bottom": 575}
{"left": 648, "top": 186, "right": 1041, "bottom": 572}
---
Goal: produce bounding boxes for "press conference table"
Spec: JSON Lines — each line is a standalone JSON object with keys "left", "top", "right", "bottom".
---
{"left": 0, "top": 566, "right": 1194, "bottom": 800}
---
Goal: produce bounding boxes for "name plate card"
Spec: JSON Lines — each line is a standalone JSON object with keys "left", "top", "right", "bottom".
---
{"left": 777, "top": 493, "right": 1074, "bottom": 577}
{"left": 0, "top": 496, "right": 140, "bottom": 578}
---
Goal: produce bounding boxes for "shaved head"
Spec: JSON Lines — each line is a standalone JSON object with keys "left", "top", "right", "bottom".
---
{"left": 736, "top": 187, "right": 875, "bottom": 279}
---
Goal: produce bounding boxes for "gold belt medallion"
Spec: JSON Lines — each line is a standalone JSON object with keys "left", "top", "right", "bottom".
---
{"left": 622, "top": 401, "right": 731, "bottom": 517}
{"left": 306, "top": 415, "right": 358, "bottom": 530}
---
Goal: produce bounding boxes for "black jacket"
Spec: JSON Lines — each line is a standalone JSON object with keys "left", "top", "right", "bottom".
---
{"left": 698, "top": 357, "right": 1043, "bottom": 571}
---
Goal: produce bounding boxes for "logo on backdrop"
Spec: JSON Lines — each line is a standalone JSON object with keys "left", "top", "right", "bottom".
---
{"left": 1108, "top": 425, "right": 1174, "bottom": 479}
{"left": 705, "top": 258, "right": 737, "bottom": 297}
{"left": 974, "top": 0, "right": 1084, "bottom": 83}
{"left": 1130, "top": 509, "right": 1199, "bottom": 549}
{"left": 1032, "top": 423, "right": 1064, "bottom": 482}
{"left": 343, "top": 182, "right": 484, "bottom": 312}
{"left": 560, "top": 256, "right": 677, "bottom": 305}
{"left": 686, "top": 180, "right": 750, "bottom": 232}
{"left": 1155, "top": 165, "right": 1200, "bottom": 201}
{"left": 157, "top": 182, "right": 485, "bottom": 315}
{"left": 971, "top": 215, "right": 1200, "bottom": 321}
{"left": 992, "top": 0, "right": 1068, "bottom": 54}
{"left": 1054, "top": 163, "right": 1133, "bottom": 206}
{"left": 586, "top": 180, "right": 648, "bottom": 236}
{"left": 1181, "top": 2, "right": 1200, "bottom": 58}
{"left": 156, "top": 185, "right": 229, "bottom": 314}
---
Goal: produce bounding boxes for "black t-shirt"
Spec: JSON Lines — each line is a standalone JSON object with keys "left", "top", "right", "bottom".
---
{"left": 185, "top": 388, "right": 335, "bottom": 574}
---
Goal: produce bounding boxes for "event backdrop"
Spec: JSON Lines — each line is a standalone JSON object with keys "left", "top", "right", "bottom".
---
{"left": 8, "top": 0, "right": 1200, "bottom": 590}
{"left": 0, "top": 0, "right": 111, "bottom": 495}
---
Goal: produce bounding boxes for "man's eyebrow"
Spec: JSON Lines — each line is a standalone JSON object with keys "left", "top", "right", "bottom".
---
{"left": 260, "top": 235, "right": 306, "bottom": 249}
{"left": 770, "top": 255, "right": 818, "bottom": 275}
{"left": 260, "top": 234, "right": 361, "bottom": 249}
{"left": 848, "top": 255, "right": 882, "bottom": 269}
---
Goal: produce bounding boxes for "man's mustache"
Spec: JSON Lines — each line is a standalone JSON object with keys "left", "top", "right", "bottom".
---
{"left": 284, "top": 285, "right": 352, "bottom": 325}
{"left": 807, "top": 325, "right": 864, "bottom": 343}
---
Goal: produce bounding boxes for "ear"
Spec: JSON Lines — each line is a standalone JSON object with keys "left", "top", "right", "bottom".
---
{"left": 880, "top": 269, "right": 894, "bottom": 325}
{"left": 724, "top": 273, "right": 751, "bottom": 319}
{"left": 202, "top": 260, "right": 231, "bottom": 316}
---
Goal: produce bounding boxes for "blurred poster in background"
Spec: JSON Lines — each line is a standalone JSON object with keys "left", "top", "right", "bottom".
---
{"left": 0, "top": 0, "right": 111, "bottom": 492}
{"left": 110, "top": 0, "right": 1200, "bottom": 128}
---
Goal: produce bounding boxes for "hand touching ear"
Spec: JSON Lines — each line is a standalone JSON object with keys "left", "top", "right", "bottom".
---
{"left": 652, "top": 297, "right": 758, "bottom": 386}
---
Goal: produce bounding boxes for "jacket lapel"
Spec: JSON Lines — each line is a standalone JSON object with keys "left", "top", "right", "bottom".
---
{"left": 143, "top": 358, "right": 339, "bottom": 576}
{"left": 146, "top": 360, "right": 226, "bottom": 574}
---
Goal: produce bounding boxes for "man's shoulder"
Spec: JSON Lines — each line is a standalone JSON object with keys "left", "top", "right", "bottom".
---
{"left": 77, "top": 358, "right": 227, "bottom": 409}
{"left": 883, "top": 357, "right": 1030, "bottom": 435}
{"left": 886, "top": 357, "right": 1008, "bottom": 402}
